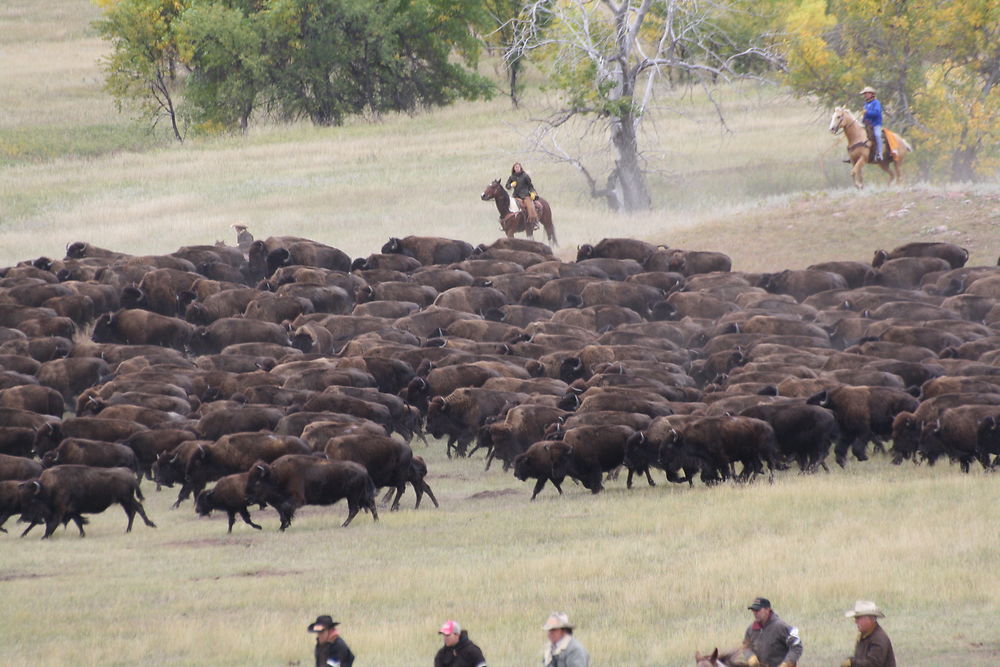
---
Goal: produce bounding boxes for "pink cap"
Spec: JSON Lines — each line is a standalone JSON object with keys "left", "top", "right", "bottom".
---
{"left": 438, "top": 620, "right": 461, "bottom": 635}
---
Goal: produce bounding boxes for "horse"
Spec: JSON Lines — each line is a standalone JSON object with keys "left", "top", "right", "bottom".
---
{"left": 829, "top": 107, "right": 913, "bottom": 189}
{"left": 481, "top": 179, "right": 558, "bottom": 246}
{"left": 695, "top": 647, "right": 754, "bottom": 666}
{"left": 695, "top": 648, "right": 729, "bottom": 666}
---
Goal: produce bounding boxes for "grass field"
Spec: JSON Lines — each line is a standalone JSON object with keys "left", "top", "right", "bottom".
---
{"left": 3, "top": 450, "right": 1000, "bottom": 666}
{"left": 2, "top": 1, "right": 1000, "bottom": 665}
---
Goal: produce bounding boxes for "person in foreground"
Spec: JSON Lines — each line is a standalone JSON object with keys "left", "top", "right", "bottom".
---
{"left": 735, "top": 597, "right": 803, "bottom": 667}
{"left": 840, "top": 600, "right": 895, "bottom": 667}
{"left": 542, "top": 612, "right": 589, "bottom": 667}
{"left": 434, "top": 619, "right": 487, "bottom": 667}
{"left": 307, "top": 614, "right": 355, "bottom": 667}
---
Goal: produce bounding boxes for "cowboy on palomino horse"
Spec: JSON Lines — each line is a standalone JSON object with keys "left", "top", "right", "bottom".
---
{"left": 829, "top": 86, "right": 913, "bottom": 189}
{"left": 861, "top": 86, "right": 886, "bottom": 162}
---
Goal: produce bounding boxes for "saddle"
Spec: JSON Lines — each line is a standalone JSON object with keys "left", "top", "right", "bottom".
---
{"left": 864, "top": 124, "right": 898, "bottom": 163}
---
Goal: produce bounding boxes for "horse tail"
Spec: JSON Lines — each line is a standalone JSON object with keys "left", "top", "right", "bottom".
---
{"left": 541, "top": 200, "right": 557, "bottom": 247}
{"left": 900, "top": 135, "right": 913, "bottom": 152}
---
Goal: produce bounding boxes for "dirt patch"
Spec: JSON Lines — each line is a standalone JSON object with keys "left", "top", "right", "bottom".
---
{"left": 465, "top": 488, "right": 519, "bottom": 501}
{"left": 193, "top": 568, "right": 303, "bottom": 581}
{"left": 0, "top": 572, "right": 50, "bottom": 583}
{"left": 161, "top": 537, "right": 256, "bottom": 549}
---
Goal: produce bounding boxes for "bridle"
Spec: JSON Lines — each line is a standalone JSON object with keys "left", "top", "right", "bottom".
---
{"left": 832, "top": 111, "right": 857, "bottom": 136}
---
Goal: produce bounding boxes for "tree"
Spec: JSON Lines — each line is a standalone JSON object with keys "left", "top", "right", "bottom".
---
{"left": 509, "top": 0, "right": 779, "bottom": 213}
{"left": 94, "top": 0, "right": 190, "bottom": 141}
{"left": 95, "top": 0, "right": 494, "bottom": 135}
{"left": 482, "top": 0, "right": 554, "bottom": 108}
{"left": 782, "top": 0, "right": 999, "bottom": 181}
{"left": 176, "top": 3, "right": 267, "bottom": 133}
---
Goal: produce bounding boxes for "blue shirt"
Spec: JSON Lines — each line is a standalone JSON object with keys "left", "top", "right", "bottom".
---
{"left": 864, "top": 99, "right": 883, "bottom": 126}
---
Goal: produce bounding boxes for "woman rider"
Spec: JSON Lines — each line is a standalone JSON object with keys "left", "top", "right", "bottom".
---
{"left": 505, "top": 162, "right": 539, "bottom": 230}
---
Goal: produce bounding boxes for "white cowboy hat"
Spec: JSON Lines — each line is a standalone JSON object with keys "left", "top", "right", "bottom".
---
{"left": 859, "top": 86, "right": 877, "bottom": 95}
{"left": 845, "top": 600, "right": 885, "bottom": 618}
{"left": 542, "top": 612, "right": 574, "bottom": 631}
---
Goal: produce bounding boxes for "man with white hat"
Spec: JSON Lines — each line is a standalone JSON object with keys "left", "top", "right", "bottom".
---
{"left": 860, "top": 87, "right": 885, "bottom": 161}
{"left": 840, "top": 601, "right": 896, "bottom": 667}
{"left": 542, "top": 612, "right": 589, "bottom": 667}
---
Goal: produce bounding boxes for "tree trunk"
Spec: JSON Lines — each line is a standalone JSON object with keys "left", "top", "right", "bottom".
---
{"left": 610, "top": 111, "right": 651, "bottom": 212}
{"left": 509, "top": 58, "right": 520, "bottom": 109}
{"left": 950, "top": 146, "right": 977, "bottom": 182}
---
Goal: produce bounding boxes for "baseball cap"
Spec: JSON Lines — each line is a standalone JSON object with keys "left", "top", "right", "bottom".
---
{"left": 748, "top": 597, "right": 771, "bottom": 611}
{"left": 439, "top": 620, "right": 461, "bottom": 635}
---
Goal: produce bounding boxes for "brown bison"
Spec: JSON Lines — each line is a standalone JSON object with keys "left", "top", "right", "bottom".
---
{"left": 19, "top": 465, "right": 156, "bottom": 539}
{"left": 246, "top": 455, "right": 378, "bottom": 529}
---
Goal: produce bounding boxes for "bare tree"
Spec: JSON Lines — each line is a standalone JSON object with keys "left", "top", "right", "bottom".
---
{"left": 508, "top": 0, "right": 779, "bottom": 212}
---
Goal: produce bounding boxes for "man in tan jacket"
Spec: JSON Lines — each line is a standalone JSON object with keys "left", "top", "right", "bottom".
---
{"left": 840, "top": 600, "right": 896, "bottom": 667}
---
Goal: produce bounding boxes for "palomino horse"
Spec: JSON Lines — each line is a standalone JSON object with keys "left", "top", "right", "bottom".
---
{"left": 481, "top": 179, "right": 558, "bottom": 246}
{"left": 829, "top": 107, "right": 913, "bottom": 189}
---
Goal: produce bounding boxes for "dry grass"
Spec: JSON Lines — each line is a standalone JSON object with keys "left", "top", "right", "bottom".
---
{"left": 2, "top": 451, "right": 1000, "bottom": 666}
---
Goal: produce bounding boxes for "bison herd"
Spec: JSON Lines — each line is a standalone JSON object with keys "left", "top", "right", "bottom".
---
{"left": 1, "top": 233, "right": 999, "bottom": 538}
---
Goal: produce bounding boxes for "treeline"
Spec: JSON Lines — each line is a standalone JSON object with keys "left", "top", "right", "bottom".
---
{"left": 95, "top": 0, "right": 997, "bottom": 182}
{"left": 95, "top": 0, "right": 493, "bottom": 140}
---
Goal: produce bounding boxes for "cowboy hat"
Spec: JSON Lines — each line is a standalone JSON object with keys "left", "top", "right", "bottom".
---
{"left": 859, "top": 86, "right": 877, "bottom": 95}
{"left": 307, "top": 615, "right": 339, "bottom": 632}
{"left": 542, "top": 612, "right": 574, "bottom": 631}
{"left": 845, "top": 600, "right": 885, "bottom": 618}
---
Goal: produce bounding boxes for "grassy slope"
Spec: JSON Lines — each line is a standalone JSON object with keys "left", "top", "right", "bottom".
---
{"left": 2, "top": 2, "right": 1000, "bottom": 665}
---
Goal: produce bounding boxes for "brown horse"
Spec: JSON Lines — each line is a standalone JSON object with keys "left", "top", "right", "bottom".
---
{"left": 829, "top": 107, "right": 913, "bottom": 189}
{"left": 695, "top": 648, "right": 730, "bottom": 666}
{"left": 481, "top": 179, "right": 558, "bottom": 246}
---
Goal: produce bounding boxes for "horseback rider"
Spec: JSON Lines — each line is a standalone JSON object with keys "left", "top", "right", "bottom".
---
{"left": 505, "top": 162, "right": 539, "bottom": 231}
{"left": 860, "top": 86, "right": 884, "bottom": 162}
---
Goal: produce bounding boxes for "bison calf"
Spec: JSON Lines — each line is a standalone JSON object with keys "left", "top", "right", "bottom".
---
{"left": 195, "top": 472, "right": 262, "bottom": 533}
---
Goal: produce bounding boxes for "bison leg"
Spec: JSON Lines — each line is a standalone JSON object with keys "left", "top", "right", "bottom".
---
{"left": 42, "top": 515, "right": 62, "bottom": 539}
{"left": 418, "top": 480, "right": 439, "bottom": 508}
{"left": 239, "top": 509, "right": 262, "bottom": 530}
{"left": 643, "top": 467, "right": 656, "bottom": 487}
{"left": 226, "top": 511, "right": 237, "bottom": 534}
{"left": 529, "top": 477, "right": 549, "bottom": 500}
{"left": 131, "top": 498, "right": 156, "bottom": 529}
{"left": 341, "top": 502, "right": 363, "bottom": 528}
{"left": 390, "top": 484, "right": 405, "bottom": 512}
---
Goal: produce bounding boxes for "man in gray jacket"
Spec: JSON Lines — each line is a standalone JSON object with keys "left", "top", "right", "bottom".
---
{"left": 740, "top": 597, "right": 803, "bottom": 667}
{"left": 542, "top": 612, "right": 589, "bottom": 667}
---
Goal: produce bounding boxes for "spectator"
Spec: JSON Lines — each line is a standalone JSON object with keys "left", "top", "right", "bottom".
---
{"left": 434, "top": 620, "right": 487, "bottom": 667}
{"left": 840, "top": 600, "right": 896, "bottom": 667}
{"left": 542, "top": 612, "right": 589, "bottom": 667}
{"left": 307, "top": 614, "right": 355, "bottom": 667}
